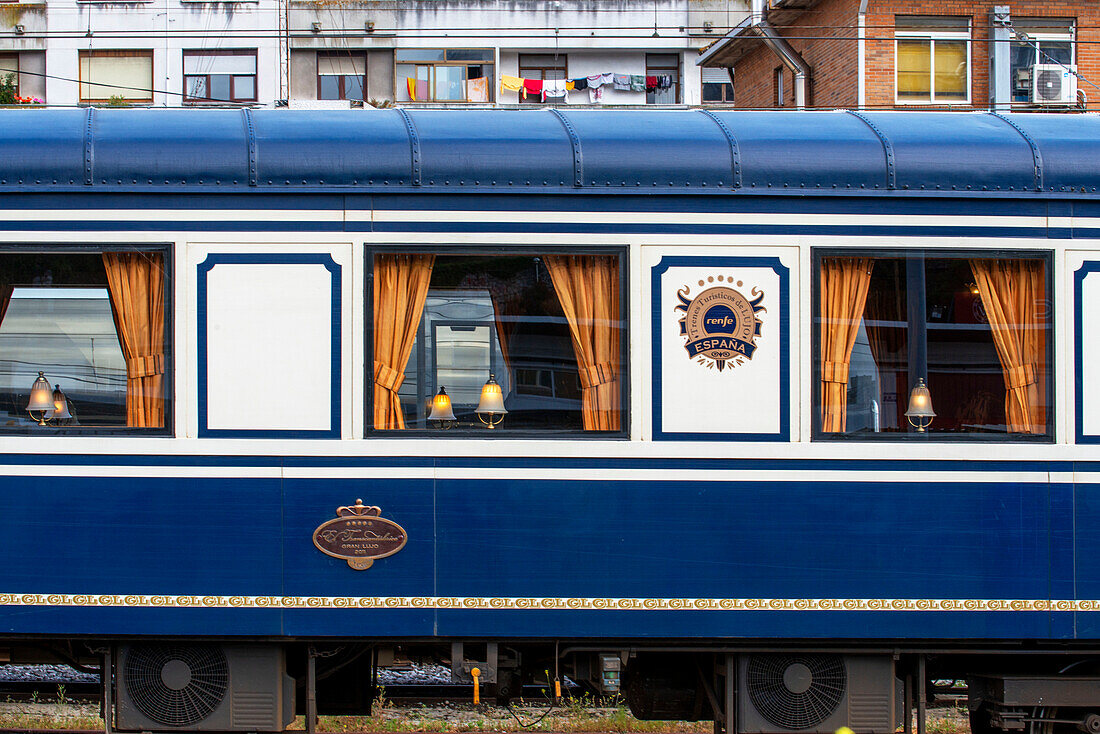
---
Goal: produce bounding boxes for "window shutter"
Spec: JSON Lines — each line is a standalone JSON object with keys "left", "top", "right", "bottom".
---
{"left": 701, "top": 67, "right": 732, "bottom": 84}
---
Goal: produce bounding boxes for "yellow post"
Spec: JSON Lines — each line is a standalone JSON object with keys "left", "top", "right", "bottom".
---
{"left": 471, "top": 667, "right": 481, "bottom": 705}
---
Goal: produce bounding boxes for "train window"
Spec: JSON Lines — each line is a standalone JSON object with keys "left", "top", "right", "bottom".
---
{"left": 813, "top": 250, "right": 1052, "bottom": 440}
{"left": 368, "top": 251, "right": 625, "bottom": 435}
{"left": 0, "top": 250, "right": 171, "bottom": 434}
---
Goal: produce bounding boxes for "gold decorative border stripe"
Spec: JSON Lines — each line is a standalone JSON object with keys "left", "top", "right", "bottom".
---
{"left": 0, "top": 594, "right": 1093, "bottom": 612}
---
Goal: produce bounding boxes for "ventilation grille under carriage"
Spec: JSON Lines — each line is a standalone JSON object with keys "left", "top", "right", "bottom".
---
{"left": 745, "top": 654, "right": 847, "bottom": 730}
{"left": 115, "top": 643, "right": 294, "bottom": 732}
{"left": 123, "top": 645, "right": 230, "bottom": 728}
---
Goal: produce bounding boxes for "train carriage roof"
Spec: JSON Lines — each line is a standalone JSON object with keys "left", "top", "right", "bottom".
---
{"left": 0, "top": 108, "right": 1097, "bottom": 196}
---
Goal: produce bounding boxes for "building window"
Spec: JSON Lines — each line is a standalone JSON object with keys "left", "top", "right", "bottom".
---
{"left": 0, "top": 249, "right": 171, "bottom": 433}
{"left": 184, "top": 50, "right": 257, "bottom": 103}
{"left": 79, "top": 50, "right": 153, "bottom": 104}
{"left": 368, "top": 251, "right": 626, "bottom": 435}
{"left": 317, "top": 52, "right": 366, "bottom": 101}
{"left": 395, "top": 49, "right": 493, "bottom": 103}
{"left": 813, "top": 250, "right": 1051, "bottom": 440}
{"left": 1010, "top": 19, "right": 1074, "bottom": 103}
{"left": 895, "top": 16, "right": 970, "bottom": 104}
{"left": 701, "top": 67, "right": 733, "bottom": 104}
{"left": 774, "top": 66, "right": 786, "bottom": 107}
{"left": 645, "top": 53, "right": 679, "bottom": 104}
{"left": 517, "top": 54, "right": 566, "bottom": 104}
{"left": 0, "top": 54, "right": 17, "bottom": 97}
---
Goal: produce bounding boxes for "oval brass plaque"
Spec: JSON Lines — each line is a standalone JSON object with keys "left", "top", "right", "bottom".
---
{"left": 312, "top": 499, "right": 408, "bottom": 570}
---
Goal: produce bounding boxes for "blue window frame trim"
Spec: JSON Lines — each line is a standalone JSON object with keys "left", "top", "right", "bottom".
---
{"left": 1075, "top": 261, "right": 1100, "bottom": 444}
{"left": 650, "top": 255, "right": 791, "bottom": 442}
{"left": 197, "top": 253, "right": 342, "bottom": 439}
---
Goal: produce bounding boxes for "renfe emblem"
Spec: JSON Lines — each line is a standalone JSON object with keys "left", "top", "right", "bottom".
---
{"left": 676, "top": 276, "right": 765, "bottom": 371}
{"left": 312, "top": 499, "right": 408, "bottom": 570}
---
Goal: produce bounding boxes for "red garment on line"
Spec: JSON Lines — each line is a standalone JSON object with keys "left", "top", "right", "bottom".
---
{"left": 523, "top": 79, "right": 543, "bottom": 98}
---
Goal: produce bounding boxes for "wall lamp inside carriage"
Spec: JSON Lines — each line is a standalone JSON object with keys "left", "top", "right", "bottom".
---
{"left": 26, "top": 371, "right": 72, "bottom": 426}
{"left": 904, "top": 377, "right": 936, "bottom": 433}
{"left": 427, "top": 375, "right": 509, "bottom": 429}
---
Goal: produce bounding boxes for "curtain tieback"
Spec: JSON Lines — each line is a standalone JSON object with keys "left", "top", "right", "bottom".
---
{"left": 821, "top": 360, "right": 849, "bottom": 385}
{"left": 1005, "top": 363, "right": 1036, "bottom": 390}
{"left": 579, "top": 362, "right": 616, "bottom": 390}
{"left": 374, "top": 361, "right": 405, "bottom": 392}
{"left": 127, "top": 353, "right": 163, "bottom": 378}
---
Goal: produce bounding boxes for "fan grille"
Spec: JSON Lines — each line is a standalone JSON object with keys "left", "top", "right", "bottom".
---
{"left": 123, "top": 644, "right": 229, "bottom": 727}
{"left": 1036, "top": 70, "right": 1063, "bottom": 100}
{"left": 746, "top": 654, "right": 847, "bottom": 730}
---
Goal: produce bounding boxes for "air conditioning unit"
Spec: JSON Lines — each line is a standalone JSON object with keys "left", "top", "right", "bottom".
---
{"left": 738, "top": 654, "right": 895, "bottom": 734}
{"left": 1030, "top": 64, "right": 1078, "bottom": 105}
{"left": 115, "top": 644, "right": 295, "bottom": 732}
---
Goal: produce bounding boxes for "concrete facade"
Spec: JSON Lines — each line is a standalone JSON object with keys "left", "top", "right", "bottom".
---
{"left": 0, "top": 0, "right": 746, "bottom": 107}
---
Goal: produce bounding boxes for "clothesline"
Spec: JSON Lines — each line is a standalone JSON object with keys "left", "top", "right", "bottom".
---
{"left": 404, "top": 71, "right": 674, "bottom": 103}
{"left": 501, "top": 72, "right": 674, "bottom": 103}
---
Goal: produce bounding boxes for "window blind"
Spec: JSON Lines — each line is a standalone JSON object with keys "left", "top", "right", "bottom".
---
{"left": 701, "top": 67, "right": 732, "bottom": 84}
{"left": 318, "top": 55, "right": 365, "bottom": 76}
{"left": 80, "top": 53, "right": 152, "bottom": 101}
{"left": 184, "top": 54, "right": 256, "bottom": 75}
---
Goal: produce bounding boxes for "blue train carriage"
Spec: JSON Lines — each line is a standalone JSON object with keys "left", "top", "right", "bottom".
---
{"left": 0, "top": 108, "right": 1099, "bottom": 734}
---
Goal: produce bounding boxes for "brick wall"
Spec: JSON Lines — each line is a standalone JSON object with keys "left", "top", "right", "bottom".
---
{"left": 732, "top": 0, "right": 1099, "bottom": 110}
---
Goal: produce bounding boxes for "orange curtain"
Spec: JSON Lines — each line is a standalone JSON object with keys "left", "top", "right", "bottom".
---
{"left": 373, "top": 254, "right": 434, "bottom": 429}
{"left": 970, "top": 259, "right": 1046, "bottom": 434}
{"left": 819, "top": 257, "right": 873, "bottom": 432}
{"left": 102, "top": 252, "right": 165, "bottom": 428}
{"left": 544, "top": 254, "right": 621, "bottom": 431}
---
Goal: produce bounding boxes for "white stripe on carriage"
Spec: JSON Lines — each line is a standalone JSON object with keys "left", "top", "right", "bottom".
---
{"left": 0, "top": 209, "right": 344, "bottom": 222}
{"left": 0, "top": 209, "right": 1076, "bottom": 230}
{"left": 0, "top": 593, "right": 1093, "bottom": 612}
{"left": 361, "top": 210, "right": 1050, "bottom": 229}
{"left": 0, "top": 465, "right": 1067, "bottom": 483}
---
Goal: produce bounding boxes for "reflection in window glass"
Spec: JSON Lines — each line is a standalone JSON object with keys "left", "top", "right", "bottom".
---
{"left": 371, "top": 253, "right": 623, "bottom": 433}
{"left": 815, "top": 252, "right": 1050, "bottom": 438}
{"left": 0, "top": 251, "right": 169, "bottom": 431}
{"left": 0, "top": 288, "right": 125, "bottom": 427}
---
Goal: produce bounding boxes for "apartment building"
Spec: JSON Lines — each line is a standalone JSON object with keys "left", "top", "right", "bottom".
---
{"left": 0, "top": 0, "right": 746, "bottom": 107}
{"left": 697, "top": 0, "right": 1097, "bottom": 111}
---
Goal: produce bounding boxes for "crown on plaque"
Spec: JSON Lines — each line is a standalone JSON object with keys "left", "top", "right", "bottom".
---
{"left": 337, "top": 499, "right": 382, "bottom": 517}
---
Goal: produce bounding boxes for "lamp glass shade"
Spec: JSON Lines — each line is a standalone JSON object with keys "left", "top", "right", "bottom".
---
{"left": 428, "top": 387, "right": 456, "bottom": 422}
{"left": 26, "top": 372, "right": 53, "bottom": 411}
{"left": 51, "top": 386, "right": 71, "bottom": 420}
{"left": 904, "top": 377, "right": 936, "bottom": 419}
{"left": 475, "top": 374, "right": 508, "bottom": 415}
